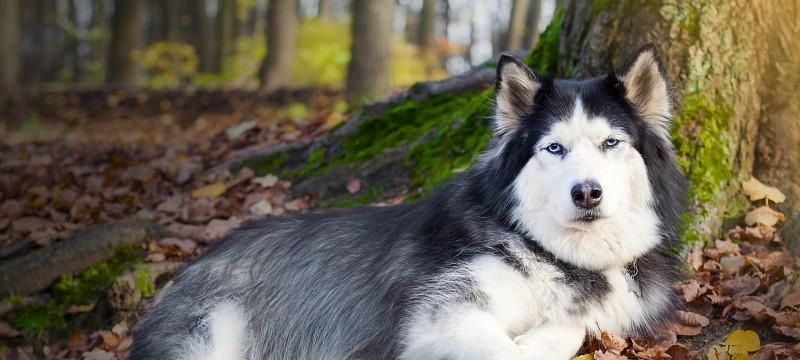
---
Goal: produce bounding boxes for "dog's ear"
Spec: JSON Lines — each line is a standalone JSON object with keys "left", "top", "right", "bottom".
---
{"left": 616, "top": 46, "right": 672, "bottom": 137}
{"left": 494, "top": 53, "right": 542, "bottom": 137}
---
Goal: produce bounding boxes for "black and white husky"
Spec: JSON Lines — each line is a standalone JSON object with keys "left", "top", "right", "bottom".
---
{"left": 131, "top": 47, "right": 686, "bottom": 360}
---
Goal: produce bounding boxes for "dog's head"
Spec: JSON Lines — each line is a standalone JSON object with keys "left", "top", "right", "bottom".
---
{"left": 479, "top": 47, "right": 682, "bottom": 270}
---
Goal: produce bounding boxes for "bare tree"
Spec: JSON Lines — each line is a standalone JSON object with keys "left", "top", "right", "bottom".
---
{"left": 261, "top": 0, "right": 299, "bottom": 89}
{"left": 109, "top": 0, "right": 145, "bottom": 84}
{"left": 0, "top": 0, "right": 19, "bottom": 112}
{"left": 504, "top": 0, "right": 530, "bottom": 50}
{"left": 346, "top": 0, "right": 394, "bottom": 102}
{"left": 189, "top": 1, "right": 215, "bottom": 72}
{"left": 164, "top": 0, "right": 181, "bottom": 42}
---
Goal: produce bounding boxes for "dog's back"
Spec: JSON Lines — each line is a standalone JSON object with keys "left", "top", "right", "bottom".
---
{"left": 131, "top": 204, "right": 433, "bottom": 359}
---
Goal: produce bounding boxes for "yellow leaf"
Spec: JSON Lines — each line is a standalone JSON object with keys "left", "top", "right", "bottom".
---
{"left": 744, "top": 206, "right": 785, "bottom": 226}
{"left": 742, "top": 177, "right": 785, "bottom": 203}
{"left": 572, "top": 355, "right": 594, "bottom": 360}
{"left": 722, "top": 330, "right": 761, "bottom": 354}
{"left": 191, "top": 182, "right": 227, "bottom": 199}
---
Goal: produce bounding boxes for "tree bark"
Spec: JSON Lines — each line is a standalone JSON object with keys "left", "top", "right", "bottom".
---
{"left": 261, "top": 0, "right": 299, "bottom": 90}
{"left": 522, "top": 0, "right": 541, "bottom": 49}
{"left": 0, "top": 0, "right": 20, "bottom": 112}
{"left": 216, "top": 0, "right": 237, "bottom": 73}
{"left": 417, "top": 0, "right": 437, "bottom": 53}
{"left": 345, "top": 0, "right": 394, "bottom": 102}
{"left": 505, "top": 0, "right": 530, "bottom": 50}
{"left": 752, "top": 2, "right": 800, "bottom": 254}
{"left": 108, "top": 0, "right": 145, "bottom": 84}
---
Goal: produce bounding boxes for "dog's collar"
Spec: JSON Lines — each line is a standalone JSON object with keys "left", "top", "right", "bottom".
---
{"left": 624, "top": 258, "right": 641, "bottom": 297}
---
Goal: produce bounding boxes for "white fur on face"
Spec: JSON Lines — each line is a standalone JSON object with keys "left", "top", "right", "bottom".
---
{"left": 511, "top": 99, "right": 660, "bottom": 270}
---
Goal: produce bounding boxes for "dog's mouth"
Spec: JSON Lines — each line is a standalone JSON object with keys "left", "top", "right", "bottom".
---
{"left": 574, "top": 209, "right": 603, "bottom": 223}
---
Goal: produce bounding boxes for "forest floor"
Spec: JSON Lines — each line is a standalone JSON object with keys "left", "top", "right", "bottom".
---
{"left": 0, "top": 88, "right": 799, "bottom": 360}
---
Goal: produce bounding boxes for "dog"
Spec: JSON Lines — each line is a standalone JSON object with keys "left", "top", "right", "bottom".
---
{"left": 130, "top": 46, "right": 686, "bottom": 360}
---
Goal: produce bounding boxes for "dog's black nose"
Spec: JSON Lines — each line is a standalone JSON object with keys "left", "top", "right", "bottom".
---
{"left": 571, "top": 181, "right": 602, "bottom": 209}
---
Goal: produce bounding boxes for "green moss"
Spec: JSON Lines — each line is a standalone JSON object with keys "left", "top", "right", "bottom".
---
{"left": 296, "top": 147, "right": 327, "bottom": 177}
{"left": 243, "top": 151, "right": 288, "bottom": 176}
{"left": 671, "top": 92, "right": 735, "bottom": 242}
{"left": 6, "top": 245, "right": 144, "bottom": 346}
{"left": 321, "top": 186, "right": 385, "bottom": 208}
{"left": 409, "top": 90, "right": 493, "bottom": 196}
{"left": 525, "top": 8, "right": 563, "bottom": 75}
{"left": 135, "top": 268, "right": 156, "bottom": 297}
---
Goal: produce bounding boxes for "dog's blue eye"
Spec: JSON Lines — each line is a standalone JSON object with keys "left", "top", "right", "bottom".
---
{"left": 545, "top": 143, "right": 564, "bottom": 154}
{"left": 603, "top": 138, "right": 620, "bottom": 149}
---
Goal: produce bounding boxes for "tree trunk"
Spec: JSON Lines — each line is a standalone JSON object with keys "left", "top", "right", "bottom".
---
{"left": 752, "top": 2, "right": 800, "bottom": 254}
{"left": 0, "top": 0, "right": 20, "bottom": 113}
{"left": 522, "top": 0, "right": 541, "bottom": 49}
{"left": 504, "top": 0, "right": 530, "bottom": 50}
{"left": 261, "top": 0, "right": 298, "bottom": 90}
{"left": 191, "top": 1, "right": 215, "bottom": 73}
{"left": 108, "top": 0, "right": 145, "bottom": 84}
{"left": 317, "top": 0, "right": 334, "bottom": 19}
{"left": 216, "top": 0, "right": 237, "bottom": 73}
{"left": 345, "top": 0, "right": 394, "bottom": 102}
{"left": 234, "top": 1, "right": 800, "bottom": 248}
{"left": 164, "top": 0, "right": 181, "bottom": 42}
{"left": 417, "top": 0, "right": 437, "bottom": 53}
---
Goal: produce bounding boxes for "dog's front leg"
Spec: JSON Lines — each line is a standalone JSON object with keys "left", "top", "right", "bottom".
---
{"left": 401, "top": 307, "right": 524, "bottom": 360}
{"left": 513, "top": 322, "right": 585, "bottom": 360}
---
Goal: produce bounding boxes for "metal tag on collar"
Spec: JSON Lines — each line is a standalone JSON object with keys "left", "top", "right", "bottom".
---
{"left": 624, "top": 259, "right": 641, "bottom": 297}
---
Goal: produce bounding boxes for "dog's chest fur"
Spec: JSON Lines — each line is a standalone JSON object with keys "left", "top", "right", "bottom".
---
{"left": 470, "top": 252, "right": 649, "bottom": 336}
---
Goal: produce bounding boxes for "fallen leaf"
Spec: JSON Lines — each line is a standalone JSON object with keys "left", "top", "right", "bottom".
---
{"left": 593, "top": 350, "right": 627, "bottom": 360}
{"left": 347, "top": 179, "right": 362, "bottom": 194}
{"left": 81, "top": 348, "right": 115, "bottom": 360}
{"left": 0, "top": 321, "right": 21, "bottom": 338}
{"left": 572, "top": 355, "right": 594, "bottom": 360}
{"left": 253, "top": 174, "right": 279, "bottom": 188}
{"left": 720, "top": 256, "right": 746, "bottom": 273}
{"left": 191, "top": 182, "right": 227, "bottom": 199}
{"left": 745, "top": 206, "right": 785, "bottom": 227}
{"left": 720, "top": 276, "right": 760, "bottom": 297}
{"left": 250, "top": 200, "right": 273, "bottom": 215}
{"left": 66, "top": 303, "right": 95, "bottom": 314}
{"left": 742, "top": 177, "right": 786, "bottom": 203}
{"left": 225, "top": 119, "right": 257, "bottom": 140}
{"left": 600, "top": 331, "right": 627, "bottom": 354}
{"left": 774, "top": 325, "right": 800, "bottom": 339}
{"left": 690, "top": 242, "right": 704, "bottom": 270}
{"left": 665, "top": 344, "right": 690, "bottom": 360}
{"left": 204, "top": 217, "right": 241, "bottom": 241}
{"left": 723, "top": 330, "right": 761, "bottom": 354}
{"left": 715, "top": 240, "right": 740, "bottom": 255}
{"left": 678, "top": 310, "right": 710, "bottom": 327}
{"left": 100, "top": 330, "right": 121, "bottom": 349}
{"left": 158, "top": 237, "right": 197, "bottom": 255}
{"left": 780, "top": 292, "right": 800, "bottom": 309}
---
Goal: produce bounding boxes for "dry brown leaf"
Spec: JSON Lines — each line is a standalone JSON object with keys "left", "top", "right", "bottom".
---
{"left": 680, "top": 280, "right": 703, "bottom": 302}
{"left": 592, "top": 350, "right": 627, "bottom": 360}
{"left": 720, "top": 256, "right": 746, "bottom": 273}
{"left": 742, "top": 177, "right": 786, "bottom": 203}
{"left": 600, "top": 331, "right": 627, "bottom": 354}
{"left": 347, "top": 179, "right": 362, "bottom": 194}
{"left": 715, "top": 240, "right": 741, "bottom": 255}
{"left": 720, "top": 276, "right": 761, "bottom": 297}
{"left": 780, "top": 292, "right": 800, "bottom": 309}
{"left": 635, "top": 346, "right": 672, "bottom": 360}
{"left": 690, "top": 242, "right": 704, "bottom": 270}
{"left": 677, "top": 310, "right": 710, "bottom": 327}
{"left": 774, "top": 325, "right": 800, "bottom": 339}
{"left": 745, "top": 206, "right": 785, "bottom": 227}
{"left": 252, "top": 174, "right": 279, "bottom": 188}
{"left": 0, "top": 321, "right": 21, "bottom": 338}
{"left": 669, "top": 321, "right": 701, "bottom": 336}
